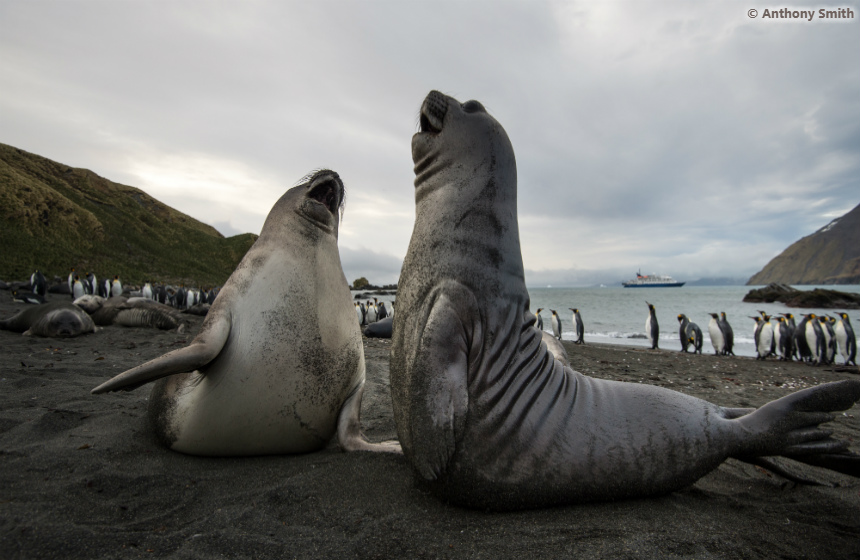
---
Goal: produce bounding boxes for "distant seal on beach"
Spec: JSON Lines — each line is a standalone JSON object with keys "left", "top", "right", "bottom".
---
{"left": 75, "top": 295, "right": 186, "bottom": 330}
{"left": 389, "top": 90, "right": 860, "bottom": 511}
{"left": 363, "top": 316, "right": 393, "bottom": 338}
{"left": 92, "top": 170, "right": 400, "bottom": 457}
{"left": 0, "top": 301, "right": 95, "bottom": 338}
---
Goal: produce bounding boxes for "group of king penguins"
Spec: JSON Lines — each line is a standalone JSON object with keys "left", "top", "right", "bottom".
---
{"left": 66, "top": 269, "right": 124, "bottom": 301}
{"left": 355, "top": 297, "right": 393, "bottom": 327}
{"left": 10, "top": 268, "right": 219, "bottom": 312}
{"left": 535, "top": 308, "right": 585, "bottom": 344}
{"left": 140, "top": 281, "right": 218, "bottom": 310}
{"left": 748, "top": 310, "right": 857, "bottom": 366}
{"left": 644, "top": 301, "right": 857, "bottom": 366}
{"left": 64, "top": 268, "right": 218, "bottom": 310}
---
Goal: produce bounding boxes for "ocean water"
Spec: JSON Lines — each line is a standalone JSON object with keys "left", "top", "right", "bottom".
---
{"left": 354, "top": 285, "right": 860, "bottom": 360}
{"left": 527, "top": 285, "right": 860, "bottom": 359}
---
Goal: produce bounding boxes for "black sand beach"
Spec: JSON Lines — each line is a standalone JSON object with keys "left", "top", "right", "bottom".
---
{"left": 1, "top": 293, "right": 859, "bottom": 559}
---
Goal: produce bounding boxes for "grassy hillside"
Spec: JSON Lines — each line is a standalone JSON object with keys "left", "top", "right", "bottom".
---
{"left": 0, "top": 143, "right": 257, "bottom": 286}
{"left": 748, "top": 202, "right": 860, "bottom": 285}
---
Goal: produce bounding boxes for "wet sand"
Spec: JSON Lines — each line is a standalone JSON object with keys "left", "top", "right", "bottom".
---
{"left": 1, "top": 293, "right": 859, "bottom": 559}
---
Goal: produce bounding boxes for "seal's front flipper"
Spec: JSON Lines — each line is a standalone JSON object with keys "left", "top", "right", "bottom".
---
{"left": 91, "top": 311, "right": 231, "bottom": 394}
{"left": 336, "top": 380, "right": 402, "bottom": 453}
{"left": 408, "top": 288, "right": 476, "bottom": 481}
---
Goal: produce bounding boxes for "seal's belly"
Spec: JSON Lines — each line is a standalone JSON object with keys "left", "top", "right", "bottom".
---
{"left": 166, "top": 309, "right": 363, "bottom": 456}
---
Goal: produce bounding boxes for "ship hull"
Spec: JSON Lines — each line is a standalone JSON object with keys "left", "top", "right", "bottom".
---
{"left": 622, "top": 282, "right": 686, "bottom": 288}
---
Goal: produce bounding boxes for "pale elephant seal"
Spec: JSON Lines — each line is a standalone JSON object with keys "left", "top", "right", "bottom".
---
{"left": 93, "top": 170, "right": 400, "bottom": 457}
{"left": 0, "top": 301, "right": 95, "bottom": 338}
{"left": 389, "top": 91, "right": 860, "bottom": 510}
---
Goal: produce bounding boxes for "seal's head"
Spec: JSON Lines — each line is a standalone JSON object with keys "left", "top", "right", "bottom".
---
{"left": 262, "top": 169, "right": 345, "bottom": 240}
{"left": 74, "top": 294, "right": 106, "bottom": 314}
{"left": 405, "top": 91, "right": 522, "bottom": 289}
{"left": 412, "top": 91, "right": 515, "bottom": 205}
{"left": 30, "top": 308, "right": 94, "bottom": 338}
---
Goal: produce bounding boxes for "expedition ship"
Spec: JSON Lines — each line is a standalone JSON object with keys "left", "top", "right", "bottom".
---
{"left": 622, "top": 271, "right": 685, "bottom": 288}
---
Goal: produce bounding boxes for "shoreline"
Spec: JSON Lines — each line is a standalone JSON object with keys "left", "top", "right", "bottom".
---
{"left": 1, "top": 294, "right": 858, "bottom": 559}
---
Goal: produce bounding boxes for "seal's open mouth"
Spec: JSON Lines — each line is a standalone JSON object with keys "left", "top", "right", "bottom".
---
{"left": 307, "top": 174, "right": 342, "bottom": 216}
{"left": 419, "top": 90, "right": 447, "bottom": 134}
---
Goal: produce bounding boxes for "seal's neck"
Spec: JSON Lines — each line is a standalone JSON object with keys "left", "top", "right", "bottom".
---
{"left": 410, "top": 148, "right": 525, "bottom": 297}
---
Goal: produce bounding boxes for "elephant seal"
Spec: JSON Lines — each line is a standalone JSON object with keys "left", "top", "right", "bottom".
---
{"left": 75, "top": 295, "right": 187, "bottom": 330}
{"left": 0, "top": 301, "right": 95, "bottom": 338}
{"left": 92, "top": 170, "right": 400, "bottom": 457}
{"left": 389, "top": 91, "right": 860, "bottom": 511}
{"left": 363, "top": 316, "right": 393, "bottom": 338}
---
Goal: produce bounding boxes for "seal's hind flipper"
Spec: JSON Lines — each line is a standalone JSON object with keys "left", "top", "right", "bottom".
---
{"left": 735, "top": 379, "right": 860, "bottom": 460}
{"left": 336, "top": 379, "right": 402, "bottom": 454}
{"left": 91, "top": 311, "right": 231, "bottom": 394}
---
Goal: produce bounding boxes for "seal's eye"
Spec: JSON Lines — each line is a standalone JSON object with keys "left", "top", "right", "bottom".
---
{"left": 462, "top": 100, "right": 485, "bottom": 114}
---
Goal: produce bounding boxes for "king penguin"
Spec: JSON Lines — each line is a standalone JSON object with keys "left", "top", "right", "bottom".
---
{"left": 645, "top": 302, "right": 659, "bottom": 349}
{"left": 366, "top": 300, "right": 378, "bottom": 324}
{"left": 550, "top": 309, "right": 563, "bottom": 341}
{"left": 707, "top": 313, "right": 725, "bottom": 355}
{"left": 569, "top": 308, "right": 584, "bottom": 344}
{"left": 377, "top": 301, "right": 388, "bottom": 321}
{"left": 85, "top": 272, "right": 97, "bottom": 295}
{"left": 756, "top": 315, "right": 774, "bottom": 360}
{"left": 835, "top": 312, "right": 857, "bottom": 365}
{"left": 534, "top": 308, "right": 544, "bottom": 331}
{"left": 820, "top": 316, "right": 837, "bottom": 364}
{"left": 30, "top": 270, "right": 47, "bottom": 297}
{"left": 804, "top": 313, "right": 825, "bottom": 365}
{"left": 780, "top": 313, "right": 798, "bottom": 360}
{"left": 678, "top": 314, "right": 692, "bottom": 353}
{"left": 688, "top": 322, "right": 703, "bottom": 354}
{"left": 72, "top": 276, "right": 85, "bottom": 300}
{"left": 110, "top": 276, "right": 123, "bottom": 298}
{"left": 774, "top": 316, "right": 793, "bottom": 361}
{"left": 67, "top": 268, "right": 75, "bottom": 298}
{"left": 718, "top": 312, "right": 735, "bottom": 356}
{"left": 142, "top": 282, "right": 153, "bottom": 300}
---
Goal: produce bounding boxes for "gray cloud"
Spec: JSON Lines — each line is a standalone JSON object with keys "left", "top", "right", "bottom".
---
{"left": 2, "top": 0, "right": 858, "bottom": 287}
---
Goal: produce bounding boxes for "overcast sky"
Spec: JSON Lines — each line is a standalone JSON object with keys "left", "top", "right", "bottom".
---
{"left": 2, "top": 1, "right": 858, "bottom": 286}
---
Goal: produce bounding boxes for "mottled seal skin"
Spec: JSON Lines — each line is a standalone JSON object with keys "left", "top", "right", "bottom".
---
{"left": 93, "top": 170, "right": 399, "bottom": 457}
{"left": 390, "top": 91, "right": 860, "bottom": 511}
{"left": 0, "top": 301, "right": 95, "bottom": 338}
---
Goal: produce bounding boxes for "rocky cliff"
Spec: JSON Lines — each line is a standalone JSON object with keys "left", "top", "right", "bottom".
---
{"left": 747, "top": 202, "right": 860, "bottom": 285}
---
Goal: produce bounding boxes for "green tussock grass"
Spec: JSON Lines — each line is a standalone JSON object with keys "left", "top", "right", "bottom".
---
{"left": 0, "top": 143, "right": 257, "bottom": 286}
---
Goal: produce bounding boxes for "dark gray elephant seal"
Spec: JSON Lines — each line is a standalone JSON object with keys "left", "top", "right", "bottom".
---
{"left": 0, "top": 301, "right": 95, "bottom": 338}
{"left": 92, "top": 170, "right": 400, "bottom": 457}
{"left": 389, "top": 91, "right": 860, "bottom": 511}
{"left": 363, "top": 316, "right": 393, "bottom": 338}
